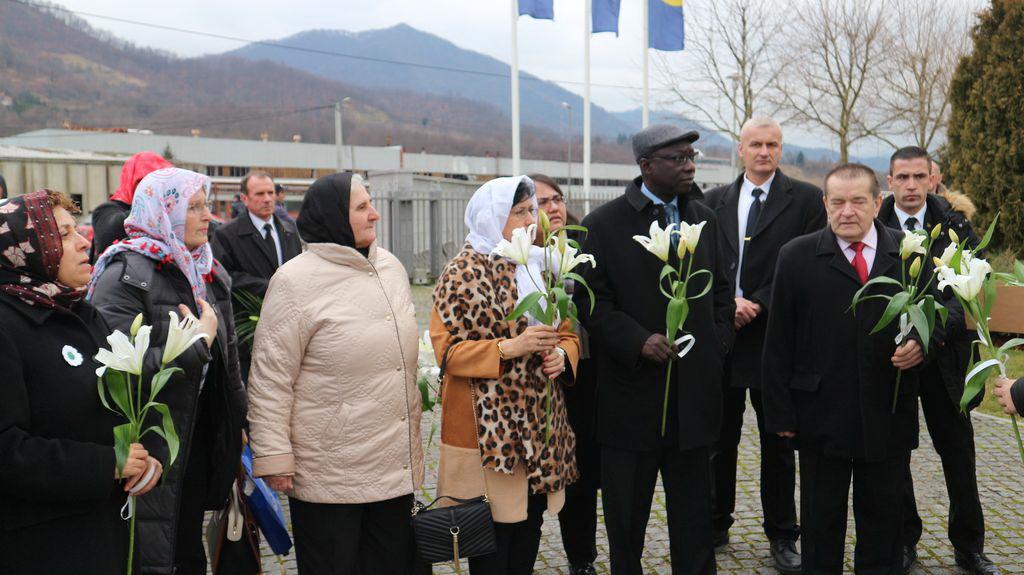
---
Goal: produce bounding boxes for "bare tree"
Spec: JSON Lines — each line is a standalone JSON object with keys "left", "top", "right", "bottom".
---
{"left": 654, "top": 0, "right": 788, "bottom": 142}
{"left": 775, "top": 0, "right": 896, "bottom": 163}
{"left": 877, "top": 0, "right": 972, "bottom": 153}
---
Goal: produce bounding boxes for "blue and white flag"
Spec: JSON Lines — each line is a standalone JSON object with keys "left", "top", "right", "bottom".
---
{"left": 649, "top": 0, "right": 685, "bottom": 51}
{"left": 519, "top": 0, "right": 554, "bottom": 20}
{"left": 593, "top": 0, "right": 622, "bottom": 34}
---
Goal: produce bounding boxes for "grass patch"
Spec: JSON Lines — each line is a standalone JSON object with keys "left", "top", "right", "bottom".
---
{"left": 976, "top": 348, "right": 1024, "bottom": 417}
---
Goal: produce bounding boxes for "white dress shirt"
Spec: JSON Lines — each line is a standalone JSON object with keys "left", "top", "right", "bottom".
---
{"left": 836, "top": 224, "right": 878, "bottom": 274}
{"left": 893, "top": 204, "right": 927, "bottom": 231}
{"left": 735, "top": 171, "right": 776, "bottom": 296}
{"left": 249, "top": 211, "right": 283, "bottom": 266}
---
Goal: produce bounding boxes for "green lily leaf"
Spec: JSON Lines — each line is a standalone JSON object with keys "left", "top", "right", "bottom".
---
{"left": 870, "top": 291, "right": 911, "bottom": 334}
{"left": 112, "top": 423, "right": 135, "bottom": 478}
{"left": 907, "top": 302, "right": 930, "bottom": 354}
{"left": 505, "top": 291, "right": 545, "bottom": 322}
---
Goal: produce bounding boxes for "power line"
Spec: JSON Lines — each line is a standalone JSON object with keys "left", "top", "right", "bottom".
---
{"left": 4, "top": 0, "right": 668, "bottom": 94}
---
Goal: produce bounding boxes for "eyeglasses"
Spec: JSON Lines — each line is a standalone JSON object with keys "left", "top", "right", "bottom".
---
{"left": 187, "top": 200, "right": 214, "bottom": 215}
{"left": 537, "top": 195, "right": 565, "bottom": 208}
{"left": 510, "top": 206, "right": 538, "bottom": 218}
{"left": 647, "top": 150, "right": 702, "bottom": 165}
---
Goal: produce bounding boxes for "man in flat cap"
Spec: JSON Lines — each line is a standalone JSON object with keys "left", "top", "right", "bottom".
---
{"left": 575, "top": 125, "right": 735, "bottom": 574}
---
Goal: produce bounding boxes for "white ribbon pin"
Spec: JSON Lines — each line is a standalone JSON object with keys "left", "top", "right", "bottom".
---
{"left": 674, "top": 334, "right": 696, "bottom": 358}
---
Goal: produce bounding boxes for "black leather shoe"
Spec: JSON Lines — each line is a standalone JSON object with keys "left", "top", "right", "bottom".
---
{"left": 568, "top": 564, "right": 598, "bottom": 575}
{"left": 954, "top": 550, "right": 1001, "bottom": 575}
{"left": 903, "top": 546, "right": 918, "bottom": 573}
{"left": 770, "top": 539, "right": 801, "bottom": 575}
{"left": 713, "top": 531, "right": 729, "bottom": 549}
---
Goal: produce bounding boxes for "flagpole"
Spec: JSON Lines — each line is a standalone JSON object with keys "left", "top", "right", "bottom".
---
{"left": 511, "top": 0, "right": 521, "bottom": 176}
{"left": 583, "top": 0, "right": 592, "bottom": 214}
{"left": 642, "top": 0, "right": 650, "bottom": 128}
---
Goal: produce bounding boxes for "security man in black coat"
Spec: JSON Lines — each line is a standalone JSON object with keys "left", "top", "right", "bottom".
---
{"left": 878, "top": 146, "right": 998, "bottom": 575}
{"left": 211, "top": 171, "right": 302, "bottom": 382}
{"left": 576, "top": 125, "right": 735, "bottom": 575}
{"left": 763, "top": 163, "right": 947, "bottom": 574}
{"left": 702, "top": 117, "right": 826, "bottom": 574}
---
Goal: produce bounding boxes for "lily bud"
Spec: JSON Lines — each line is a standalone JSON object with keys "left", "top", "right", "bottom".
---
{"left": 557, "top": 229, "right": 568, "bottom": 254}
{"left": 130, "top": 313, "right": 144, "bottom": 339}
{"left": 930, "top": 224, "right": 942, "bottom": 240}
{"left": 909, "top": 257, "right": 922, "bottom": 279}
{"left": 538, "top": 209, "right": 550, "bottom": 237}
{"left": 933, "top": 256, "right": 945, "bottom": 268}
{"left": 948, "top": 228, "right": 960, "bottom": 244}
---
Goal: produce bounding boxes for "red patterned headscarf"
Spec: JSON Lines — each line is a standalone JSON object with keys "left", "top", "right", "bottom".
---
{"left": 0, "top": 190, "right": 86, "bottom": 312}
{"left": 109, "top": 151, "right": 173, "bottom": 205}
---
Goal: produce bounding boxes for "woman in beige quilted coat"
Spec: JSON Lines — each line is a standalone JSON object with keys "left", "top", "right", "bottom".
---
{"left": 247, "top": 173, "right": 424, "bottom": 575}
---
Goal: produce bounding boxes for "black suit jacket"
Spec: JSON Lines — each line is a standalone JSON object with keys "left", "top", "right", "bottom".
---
{"left": 211, "top": 208, "right": 302, "bottom": 298}
{"left": 575, "top": 177, "right": 736, "bottom": 451}
{"left": 702, "top": 169, "right": 827, "bottom": 389}
{"left": 763, "top": 222, "right": 948, "bottom": 461}
{"left": 878, "top": 193, "right": 977, "bottom": 408}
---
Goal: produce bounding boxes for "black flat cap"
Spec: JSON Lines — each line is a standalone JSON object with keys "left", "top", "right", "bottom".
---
{"left": 632, "top": 124, "right": 700, "bottom": 163}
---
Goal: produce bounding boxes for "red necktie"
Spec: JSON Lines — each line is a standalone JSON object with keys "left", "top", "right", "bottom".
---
{"left": 851, "top": 241, "right": 869, "bottom": 284}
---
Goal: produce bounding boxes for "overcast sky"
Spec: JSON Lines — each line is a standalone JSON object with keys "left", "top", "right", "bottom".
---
{"left": 51, "top": 0, "right": 984, "bottom": 153}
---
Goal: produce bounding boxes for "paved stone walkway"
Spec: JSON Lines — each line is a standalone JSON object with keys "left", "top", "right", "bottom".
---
{"left": 251, "top": 408, "right": 1023, "bottom": 574}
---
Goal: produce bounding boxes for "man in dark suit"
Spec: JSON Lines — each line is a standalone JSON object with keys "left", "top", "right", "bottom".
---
{"left": 211, "top": 171, "right": 302, "bottom": 382}
{"left": 576, "top": 125, "right": 735, "bottom": 575}
{"left": 702, "top": 116, "right": 826, "bottom": 573}
{"left": 763, "top": 163, "right": 943, "bottom": 574}
{"left": 878, "top": 146, "right": 998, "bottom": 575}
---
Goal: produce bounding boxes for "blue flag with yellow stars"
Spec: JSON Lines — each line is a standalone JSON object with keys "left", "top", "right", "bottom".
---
{"left": 649, "top": 0, "right": 685, "bottom": 51}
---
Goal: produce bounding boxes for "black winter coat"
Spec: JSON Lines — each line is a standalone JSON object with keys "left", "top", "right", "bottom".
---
{"left": 762, "top": 222, "right": 951, "bottom": 461}
{"left": 878, "top": 193, "right": 980, "bottom": 409}
{"left": 210, "top": 208, "right": 302, "bottom": 299}
{"left": 89, "top": 199, "right": 131, "bottom": 263}
{"left": 90, "top": 252, "right": 246, "bottom": 574}
{"left": 575, "top": 178, "right": 736, "bottom": 451}
{"left": 0, "top": 295, "right": 129, "bottom": 574}
{"left": 702, "top": 169, "right": 827, "bottom": 389}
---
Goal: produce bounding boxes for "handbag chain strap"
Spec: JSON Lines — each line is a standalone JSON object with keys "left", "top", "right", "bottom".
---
{"left": 410, "top": 337, "right": 492, "bottom": 517}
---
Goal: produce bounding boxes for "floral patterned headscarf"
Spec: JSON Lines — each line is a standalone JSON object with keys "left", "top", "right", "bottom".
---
{"left": 89, "top": 167, "right": 214, "bottom": 303}
{"left": 0, "top": 190, "right": 85, "bottom": 312}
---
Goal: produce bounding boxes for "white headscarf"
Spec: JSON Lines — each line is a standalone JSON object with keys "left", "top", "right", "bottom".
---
{"left": 464, "top": 176, "right": 554, "bottom": 323}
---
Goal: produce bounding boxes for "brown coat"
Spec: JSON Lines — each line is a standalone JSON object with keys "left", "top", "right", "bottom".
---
{"left": 429, "top": 309, "right": 580, "bottom": 522}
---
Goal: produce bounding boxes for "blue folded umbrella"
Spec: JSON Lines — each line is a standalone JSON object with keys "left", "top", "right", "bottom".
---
{"left": 241, "top": 445, "right": 293, "bottom": 556}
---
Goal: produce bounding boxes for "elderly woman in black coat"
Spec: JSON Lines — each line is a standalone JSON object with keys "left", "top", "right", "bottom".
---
{"left": 90, "top": 167, "right": 247, "bottom": 575}
{"left": 0, "top": 190, "right": 162, "bottom": 574}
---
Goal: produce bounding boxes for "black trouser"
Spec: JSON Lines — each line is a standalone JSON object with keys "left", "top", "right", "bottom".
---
{"left": 290, "top": 494, "right": 416, "bottom": 575}
{"left": 800, "top": 448, "right": 907, "bottom": 575}
{"left": 559, "top": 489, "right": 599, "bottom": 566}
{"left": 601, "top": 444, "right": 716, "bottom": 575}
{"left": 174, "top": 393, "right": 213, "bottom": 575}
{"left": 903, "top": 366, "right": 985, "bottom": 553}
{"left": 713, "top": 385, "right": 799, "bottom": 541}
{"left": 468, "top": 494, "right": 546, "bottom": 575}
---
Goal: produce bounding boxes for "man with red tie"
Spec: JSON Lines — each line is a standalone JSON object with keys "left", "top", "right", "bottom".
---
{"left": 762, "top": 163, "right": 951, "bottom": 574}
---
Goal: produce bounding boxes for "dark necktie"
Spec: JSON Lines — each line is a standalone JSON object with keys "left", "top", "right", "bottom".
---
{"left": 851, "top": 241, "right": 869, "bottom": 284}
{"left": 263, "top": 223, "right": 279, "bottom": 267}
{"left": 664, "top": 202, "right": 680, "bottom": 252}
{"left": 744, "top": 188, "right": 765, "bottom": 243}
{"left": 905, "top": 217, "right": 918, "bottom": 231}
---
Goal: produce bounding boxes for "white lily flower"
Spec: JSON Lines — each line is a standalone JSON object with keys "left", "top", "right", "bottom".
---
{"left": 492, "top": 224, "right": 536, "bottom": 265}
{"left": 899, "top": 230, "right": 928, "bottom": 260}
{"left": 633, "top": 220, "right": 676, "bottom": 262}
{"left": 547, "top": 242, "right": 596, "bottom": 275}
{"left": 162, "top": 310, "right": 209, "bottom": 365}
{"left": 937, "top": 242, "right": 958, "bottom": 268}
{"left": 95, "top": 325, "right": 150, "bottom": 377}
{"left": 676, "top": 220, "right": 707, "bottom": 257}
{"left": 937, "top": 257, "right": 992, "bottom": 301}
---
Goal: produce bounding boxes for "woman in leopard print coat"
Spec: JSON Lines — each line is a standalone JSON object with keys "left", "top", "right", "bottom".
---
{"left": 430, "top": 176, "right": 581, "bottom": 575}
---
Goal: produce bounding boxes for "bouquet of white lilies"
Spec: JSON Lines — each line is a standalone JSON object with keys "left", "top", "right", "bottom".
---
{"left": 850, "top": 225, "right": 950, "bottom": 412}
{"left": 633, "top": 219, "right": 713, "bottom": 436}
{"left": 492, "top": 210, "right": 595, "bottom": 441}
{"left": 934, "top": 216, "right": 1024, "bottom": 465}
{"left": 95, "top": 311, "right": 208, "bottom": 575}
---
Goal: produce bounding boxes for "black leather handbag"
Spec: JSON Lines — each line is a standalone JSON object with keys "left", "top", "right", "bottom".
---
{"left": 410, "top": 343, "right": 497, "bottom": 573}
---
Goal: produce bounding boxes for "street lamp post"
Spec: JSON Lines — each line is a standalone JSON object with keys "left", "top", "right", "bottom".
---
{"left": 729, "top": 75, "right": 740, "bottom": 175}
{"left": 335, "top": 97, "right": 351, "bottom": 171}
{"left": 561, "top": 101, "right": 572, "bottom": 197}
